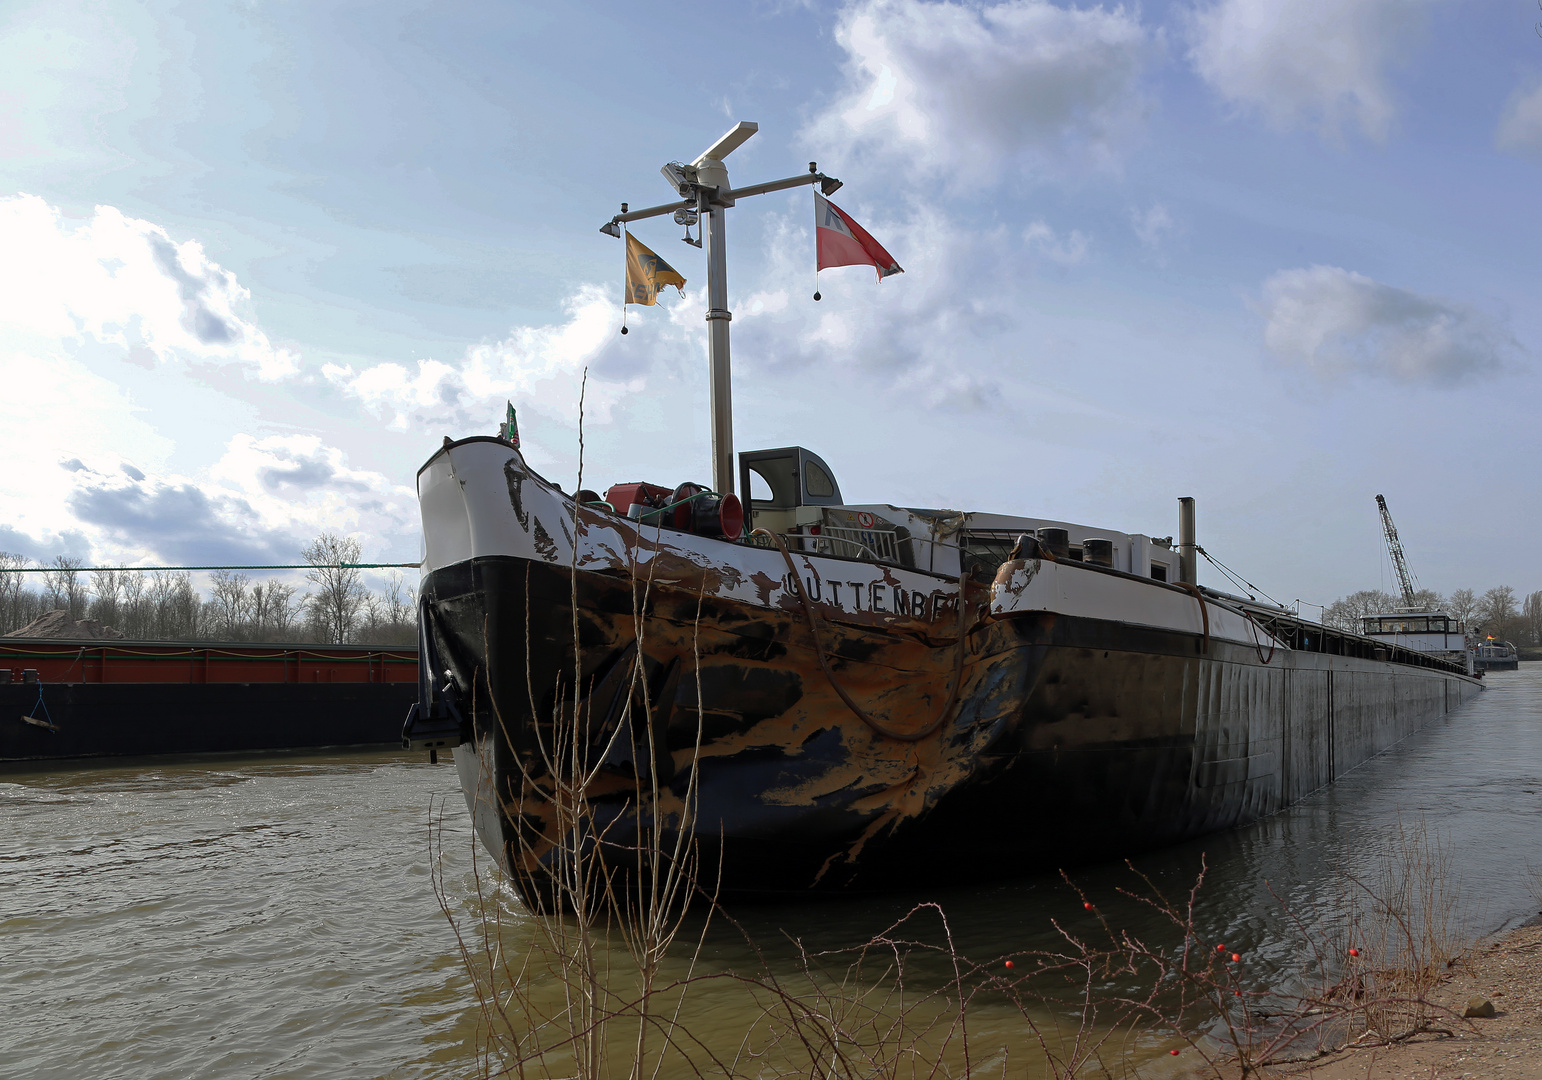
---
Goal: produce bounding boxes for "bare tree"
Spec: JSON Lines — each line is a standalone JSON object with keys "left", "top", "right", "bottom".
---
{"left": 1323, "top": 589, "right": 1397, "bottom": 631}
{"left": 1, "top": 559, "right": 415, "bottom": 644}
{"left": 209, "top": 570, "right": 251, "bottom": 640}
{"left": 1479, "top": 585, "right": 1520, "bottom": 641}
{"left": 1448, "top": 588, "right": 1478, "bottom": 628}
{"left": 120, "top": 572, "right": 148, "bottom": 638}
{"left": 0, "top": 553, "right": 28, "bottom": 633}
{"left": 147, "top": 569, "right": 201, "bottom": 639}
{"left": 1524, "top": 591, "right": 1542, "bottom": 647}
{"left": 249, "top": 579, "right": 304, "bottom": 640}
{"left": 149, "top": 570, "right": 180, "bottom": 637}
{"left": 266, "top": 581, "right": 303, "bottom": 638}
{"left": 90, "top": 569, "right": 124, "bottom": 629}
{"left": 171, "top": 572, "right": 202, "bottom": 639}
{"left": 358, "top": 593, "right": 387, "bottom": 643}
{"left": 44, "top": 555, "right": 87, "bottom": 619}
{"left": 249, "top": 583, "right": 273, "bottom": 639}
{"left": 303, "top": 533, "right": 365, "bottom": 644}
{"left": 384, "top": 571, "right": 413, "bottom": 625}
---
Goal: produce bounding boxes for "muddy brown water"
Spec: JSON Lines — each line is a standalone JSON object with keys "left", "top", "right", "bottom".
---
{"left": 3, "top": 664, "right": 1539, "bottom": 1077}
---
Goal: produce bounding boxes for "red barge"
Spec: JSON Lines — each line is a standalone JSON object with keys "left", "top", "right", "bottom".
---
{"left": 1, "top": 639, "right": 417, "bottom": 763}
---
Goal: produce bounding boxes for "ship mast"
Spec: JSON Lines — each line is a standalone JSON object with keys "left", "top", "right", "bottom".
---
{"left": 1375, "top": 494, "right": 1419, "bottom": 609}
{"left": 599, "top": 122, "right": 844, "bottom": 495}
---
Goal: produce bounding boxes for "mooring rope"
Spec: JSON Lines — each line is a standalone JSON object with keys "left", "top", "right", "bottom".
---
{"left": 1242, "top": 609, "right": 1279, "bottom": 665}
{"left": 20, "top": 684, "right": 57, "bottom": 733}
{"left": 754, "top": 528, "right": 968, "bottom": 743}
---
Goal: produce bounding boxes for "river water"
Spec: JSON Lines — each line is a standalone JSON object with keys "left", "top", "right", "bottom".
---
{"left": 4, "top": 665, "right": 1540, "bottom": 1078}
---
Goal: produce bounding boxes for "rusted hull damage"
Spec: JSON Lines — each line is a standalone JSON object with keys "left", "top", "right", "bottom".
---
{"left": 424, "top": 553, "right": 1480, "bottom": 901}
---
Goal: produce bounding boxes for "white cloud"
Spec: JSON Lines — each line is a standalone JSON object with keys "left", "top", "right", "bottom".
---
{"left": 321, "top": 284, "right": 677, "bottom": 432}
{"left": 1023, "top": 219, "right": 1090, "bottom": 264}
{"left": 0, "top": 191, "right": 414, "bottom": 563}
{"left": 58, "top": 434, "right": 415, "bottom": 566}
{"left": 731, "top": 201, "right": 1114, "bottom": 422}
{"left": 738, "top": 202, "right": 1014, "bottom": 382}
{"left": 1255, "top": 265, "right": 1516, "bottom": 383}
{"left": 0, "top": 348, "right": 173, "bottom": 562}
{"left": 1130, "top": 202, "right": 1173, "bottom": 248}
{"left": 1185, "top": 0, "right": 1432, "bottom": 141}
{"left": 1496, "top": 79, "right": 1542, "bottom": 152}
{"left": 0, "top": 194, "right": 299, "bottom": 379}
{"left": 806, "top": 0, "right": 1157, "bottom": 180}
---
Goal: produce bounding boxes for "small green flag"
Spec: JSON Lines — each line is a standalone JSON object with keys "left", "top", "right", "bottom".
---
{"left": 499, "top": 401, "right": 520, "bottom": 448}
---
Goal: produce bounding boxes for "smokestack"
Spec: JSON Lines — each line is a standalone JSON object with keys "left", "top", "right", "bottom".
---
{"left": 1178, "top": 497, "right": 1197, "bottom": 586}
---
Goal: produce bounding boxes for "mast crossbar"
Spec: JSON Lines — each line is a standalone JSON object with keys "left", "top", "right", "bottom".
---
{"left": 600, "top": 123, "right": 843, "bottom": 495}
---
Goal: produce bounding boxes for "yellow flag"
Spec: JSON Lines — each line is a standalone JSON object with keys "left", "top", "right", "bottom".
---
{"left": 625, "top": 232, "right": 687, "bottom": 306}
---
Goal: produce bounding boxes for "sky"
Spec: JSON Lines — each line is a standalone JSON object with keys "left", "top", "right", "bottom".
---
{"left": 1, "top": 0, "right": 1540, "bottom": 611}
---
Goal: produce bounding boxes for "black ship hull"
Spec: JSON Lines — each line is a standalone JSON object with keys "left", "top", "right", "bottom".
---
{"left": 421, "top": 553, "right": 1476, "bottom": 900}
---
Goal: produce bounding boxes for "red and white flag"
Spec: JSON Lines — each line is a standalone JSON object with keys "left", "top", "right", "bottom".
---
{"left": 814, "top": 192, "right": 903, "bottom": 280}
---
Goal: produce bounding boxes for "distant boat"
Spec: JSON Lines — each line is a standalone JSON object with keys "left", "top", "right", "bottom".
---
{"left": 1361, "top": 610, "right": 1475, "bottom": 675}
{"left": 1473, "top": 638, "right": 1520, "bottom": 672}
{"left": 3, "top": 639, "right": 417, "bottom": 761}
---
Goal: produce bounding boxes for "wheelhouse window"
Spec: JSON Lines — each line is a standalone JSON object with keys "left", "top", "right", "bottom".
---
{"left": 804, "top": 460, "right": 835, "bottom": 498}
{"left": 1363, "top": 616, "right": 1449, "bottom": 635}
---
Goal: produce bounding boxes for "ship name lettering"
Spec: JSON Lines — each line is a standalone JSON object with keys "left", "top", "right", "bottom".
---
{"left": 779, "top": 572, "right": 947, "bottom": 622}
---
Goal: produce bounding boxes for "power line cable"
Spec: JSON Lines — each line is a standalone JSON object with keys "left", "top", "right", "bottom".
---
{"left": 0, "top": 562, "right": 419, "bottom": 574}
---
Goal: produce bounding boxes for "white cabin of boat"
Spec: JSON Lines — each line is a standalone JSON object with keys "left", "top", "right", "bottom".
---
{"left": 1359, "top": 611, "right": 1467, "bottom": 654}
{"left": 728, "top": 444, "right": 1182, "bottom": 584}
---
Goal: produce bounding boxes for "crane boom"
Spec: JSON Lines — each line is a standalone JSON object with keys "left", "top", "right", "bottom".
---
{"left": 1375, "top": 494, "right": 1418, "bottom": 609}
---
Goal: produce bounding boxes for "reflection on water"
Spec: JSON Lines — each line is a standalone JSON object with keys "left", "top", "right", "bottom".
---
{"left": 3, "top": 666, "right": 1539, "bottom": 1077}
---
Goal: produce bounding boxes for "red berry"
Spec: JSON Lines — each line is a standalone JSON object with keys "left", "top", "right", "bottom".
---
{"left": 1216, "top": 944, "right": 1225, "bottom": 952}
{"left": 1004, "top": 960, "right": 1014, "bottom": 969}
{"left": 1083, "top": 902, "right": 1093, "bottom": 910}
{"left": 1170, "top": 1049, "right": 1180, "bottom": 1055}
{"left": 1231, "top": 953, "right": 1241, "bottom": 963}
{"left": 1348, "top": 948, "right": 1360, "bottom": 957}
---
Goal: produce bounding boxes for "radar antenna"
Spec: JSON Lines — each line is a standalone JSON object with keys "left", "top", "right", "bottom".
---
{"left": 1375, "top": 494, "right": 1418, "bottom": 609}
{"left": 599, "top": 124, "right": 846, "bottom": 495}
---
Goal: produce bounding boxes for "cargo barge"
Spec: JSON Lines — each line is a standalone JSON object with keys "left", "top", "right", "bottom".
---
{"left": 407, "top": 128, "right": 1483, "bottom": 906}
{"left": 2, "top": 639, "right": 417, "bottom": 762}
{"left": 412, "top": 439, "right": 1483, "bottom": 902}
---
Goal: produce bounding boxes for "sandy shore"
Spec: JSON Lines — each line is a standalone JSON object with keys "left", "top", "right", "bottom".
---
{"left": 1259, "top": 921, "right": 1542, "bottom": 1080}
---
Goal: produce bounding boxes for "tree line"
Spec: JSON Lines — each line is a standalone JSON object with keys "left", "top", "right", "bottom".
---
{"left": 0, "top": 533, "right": 415, "bottom": 646}
{"left": 1323, "top": 585, "right": 1542, "bottom": 645}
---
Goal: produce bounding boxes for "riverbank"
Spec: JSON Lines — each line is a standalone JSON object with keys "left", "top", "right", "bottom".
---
{"left": 1260, "top": 919, "right": 1542, "bottom": 1079}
